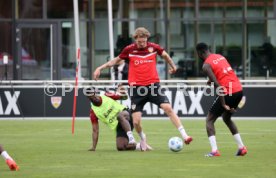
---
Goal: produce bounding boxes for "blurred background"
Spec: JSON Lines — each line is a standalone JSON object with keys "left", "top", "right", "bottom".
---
{"left": 0, "top": 0, "right": 276, "bottom": 80}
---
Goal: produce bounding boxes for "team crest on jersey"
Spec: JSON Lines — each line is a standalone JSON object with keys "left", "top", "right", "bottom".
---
{"left": 51, "top": 96, "right": 62, "bottom": 109}
{"left": 131, "top": 104, "right": 136, "bottom": 110}
{"left": 148, "top": 47, "right": 154, "bottom": 53}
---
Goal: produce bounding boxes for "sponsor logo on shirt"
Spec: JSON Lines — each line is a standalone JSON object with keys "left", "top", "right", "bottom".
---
{"left": 104, "top": 106, "right": 114, "bottom": 118}
{"left": 212, "top": 57, "right": 225, "bottom": 64}
{"left": 130, "top": 52, "right": 157, "bottom": 66}
{"left": 223, "top": 67, "right": 233, "bottom": 73}
{"left": 134, "top": 59, "right": 154, "bottom": 65}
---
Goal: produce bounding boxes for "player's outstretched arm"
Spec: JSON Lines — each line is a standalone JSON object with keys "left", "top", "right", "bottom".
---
{"left": 89, "top": 122, "right": 99, "bottom": 151}
{"left": 161, "top": 51, "right": 177, "bottom": 74}
{"left": 93, "top": 57, "right": 124, "bottom": 80}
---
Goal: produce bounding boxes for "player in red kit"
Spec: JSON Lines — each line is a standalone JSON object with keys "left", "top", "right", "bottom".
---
{"left": 196, "top": 42, "right": 247, "bottom": 157}
{"left": 94, "top": 27, "right": 192, "bottom": 151}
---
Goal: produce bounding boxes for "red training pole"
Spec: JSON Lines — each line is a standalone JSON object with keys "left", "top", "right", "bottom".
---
{"left": 72, "top": 48, "right": 81, "bottom": 134}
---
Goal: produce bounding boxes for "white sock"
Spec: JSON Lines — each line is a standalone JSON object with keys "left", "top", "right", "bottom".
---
{"left": 233, "top": 133, "right": 244, "bottom": 148}
{"left": 126, "top": 131, "right": 135, "bottom": 142}
{"left": 135, "top": 143, "right": 141, "bottom": 151}
{"left": 178, "top": 126, "right": 188, "bottom": 139}
{"left": 1, "top": 151, "right": 13, "bottom": 161}
{"left": 208, "top": 135, "right": 218, "bottom": 152}
{"left": 138, "top": 131, "right": 146, "bottom": 141}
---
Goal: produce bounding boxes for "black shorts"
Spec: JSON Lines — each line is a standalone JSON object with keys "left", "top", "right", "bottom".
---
{"left": 210, "top": 91, "right": 243, "bottom": 117}
{"left": 116, "top": 110, "right": 134, "bottom": 138}
{"left": 129, "top": 83, "right": 170, "bottom": 113}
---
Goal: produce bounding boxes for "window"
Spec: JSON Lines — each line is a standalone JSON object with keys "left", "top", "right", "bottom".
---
{"left": 19, "top": 0, "right": 43, "bottom": 19}
{"left": 47, "top": 0, "right": 88, "bottom": 19}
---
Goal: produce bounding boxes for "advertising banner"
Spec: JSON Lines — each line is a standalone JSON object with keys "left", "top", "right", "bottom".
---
{"left": 0, "top": 87, "right": 275, "bottom": 118}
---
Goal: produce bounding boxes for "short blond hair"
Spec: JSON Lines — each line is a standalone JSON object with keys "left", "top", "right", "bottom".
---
{"left": 133, "top": 27, "right": 151, "bottom": 39}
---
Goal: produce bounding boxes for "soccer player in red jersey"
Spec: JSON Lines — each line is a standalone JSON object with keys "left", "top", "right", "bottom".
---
{"left": 196, "top": 42, "right": 247, "bottom": 157}
{"left": 94, "top": 27, "right": 192, "bottom": 151}
{"left": 0, "top": 144, "right": 19, "bottom": 171}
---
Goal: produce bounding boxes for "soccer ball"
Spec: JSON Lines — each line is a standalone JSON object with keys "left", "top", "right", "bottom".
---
{"left": 168, "top": 137, "right": 183, "bottom": 152}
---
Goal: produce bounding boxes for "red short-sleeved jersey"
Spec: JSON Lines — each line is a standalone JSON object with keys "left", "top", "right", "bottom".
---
{"left": 119, "top": 42, "right": 164, "bottom": 86}
{"left": 90, "top": 92, "right": 122, "bottom": 124}
{"left": 204, "top": 54, "right": 242, "bottom": 94}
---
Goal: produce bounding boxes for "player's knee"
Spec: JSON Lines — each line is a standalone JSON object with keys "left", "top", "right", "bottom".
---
{"left": 133, "top": 120, "right": 140, "bottom": 128}
{"left": 161, "top": 104, "right": 173, "bottom": 114}
{"left": 222, "top": 116, "right": 231, "bottom": 124}
{"left": 222, "top": 117, "right": 229, "bottom": 124}
{"left": 206, "top": 120, "right": 215, "bottom": 129}
{"left": 117, "top": 112, "right": 123, "bottom": 120}
{"left": 132, "top": 114, "right": 141, "bottom": 125}
{"left": 206, "top": 121, "right": 215, "bottom": 131}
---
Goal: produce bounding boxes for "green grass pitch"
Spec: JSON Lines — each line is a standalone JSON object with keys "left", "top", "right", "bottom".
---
{"left": 0, "top": 119, "right": 276, "bottom": 178}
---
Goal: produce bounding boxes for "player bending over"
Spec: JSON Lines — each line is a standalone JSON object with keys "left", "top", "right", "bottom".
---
{"left": 87, "top": 86, "right": 152, "bottom": 151}
{"left": 196, "top": 42, "right": 247, "bottom": 157}
{"left": 0, "top": 144, "right": 19, "bottom": 171}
